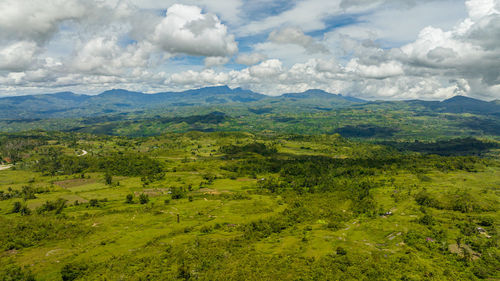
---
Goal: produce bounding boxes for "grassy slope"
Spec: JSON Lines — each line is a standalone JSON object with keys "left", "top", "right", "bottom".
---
{"left": 0, "top": 133, "right": 498, "bottom": 280}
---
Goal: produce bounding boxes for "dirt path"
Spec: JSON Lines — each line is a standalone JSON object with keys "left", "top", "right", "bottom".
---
{"left": 0, "top": 165, "right": 12, "bottom": 171}
{"left": 78, "top": 150, "right": 88, "bottom": 156}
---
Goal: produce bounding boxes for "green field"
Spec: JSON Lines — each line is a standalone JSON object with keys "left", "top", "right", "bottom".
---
{"left": 0, "top": 132, "right": 498, "bottom": 280}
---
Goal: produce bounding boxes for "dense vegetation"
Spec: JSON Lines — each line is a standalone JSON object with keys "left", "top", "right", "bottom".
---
{"left": 0, "top": 131, "right": 498, "bottom": 280}
{"left": 1, "top": 87, "right": 500, "bottom": 141}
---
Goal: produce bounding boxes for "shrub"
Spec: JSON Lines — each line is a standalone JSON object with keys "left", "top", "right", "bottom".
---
{"left": 11, "top": 201, "right": 22, "bottom": 213}
{"left": 200, "top": 225, "right": 213, "bottom": 233}
{"left": 12, "top": 202, "right": 31, "bottom": 216}
{"left": 336, "top": 246, "right": 347, "bottom": 255}
{"left": 139, "top": 193, "right": 149, "bottom": 204}
{"left": 125, "top": 194, "right": 134, "bottom": 204}
{"left": 0, "top": 264, "right": 35, "bottom": 281}
{"left": 171, "top": 187, "right": 186, "bottom": 200}
{"left": 415, "top": 189, "right": 440, "bottom": 208}
{"left": 37, "top": 198, "right": 66, "bottom": 214}
{"left": 88, "top": 199, "right": 99, "bottom": 207}
{"left": 104, "top": 172, "right": 112, "bottom": 185}
{"left": 61, "top": 263, "right": 88, "bottom": 281}
{"left": 419, "top": 214, "right": 435, "bottom": 225}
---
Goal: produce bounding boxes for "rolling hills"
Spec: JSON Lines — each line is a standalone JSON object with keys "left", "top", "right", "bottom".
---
{"left": 1, "top": 87, "right": 500, "bottom": 140}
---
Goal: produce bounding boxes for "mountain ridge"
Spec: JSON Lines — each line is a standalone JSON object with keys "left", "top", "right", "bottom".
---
{"left": 0, "top": 86, "right": 498, "bottom": 119}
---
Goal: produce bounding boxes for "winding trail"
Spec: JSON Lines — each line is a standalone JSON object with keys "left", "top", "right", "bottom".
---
{"left": 78, "top": 150, "right": 88, "bottom": 157}
{"left": 0, "top": 165, "right": 12, "bottom": 171}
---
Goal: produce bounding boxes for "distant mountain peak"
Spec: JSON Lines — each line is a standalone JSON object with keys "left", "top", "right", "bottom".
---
{"left": 205, "top": 85, "right": 231, "bottom": 90}
{"left": 306, "top": 89, "right": 336, "bottom": 95}
{"left": 442, "top": 95, "right": 482, "bottom": 103}
{"left": 281, "top": 89, "right": 365, "bottom": 103}
{"left": 100, "top": 89, "right": 144, "bottom": 95}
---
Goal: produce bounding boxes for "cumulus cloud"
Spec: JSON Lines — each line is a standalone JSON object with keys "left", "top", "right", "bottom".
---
{"left": 334, "top": 0, "right": 468, "bottom": 45}
{"left": 248, "top": 59, "right": 284, "bottom": 78}
{"left": 346, "top": 59, "right": 404, "bottom": 79}
{"left": 239, "top": 0, "right": 344, "bottom": 36}
{"left": 0, "top": 0, "right": 92, "bottom": 44}
{"left": 268, "top": 27, "right": 329, "bottom": 53}
{"left": 396, "top": 0, "right": 500, "bottom": 91}
{"left": 0, "top": 0, "right": 499, "bottom": 101}
{"left": 169, "top": 69, "right": 229, "bottom": 86}
{"left": 204, "top": 56, "right": 230, "bottom": 67}
{"left": 235, "top": 53, "right": 268, "bottom": 65}
{"left": 150, "top": 4, "right": 238, "bottom": 57}
{"left": 0, "top": 41, "right": 39, "bottom": 72}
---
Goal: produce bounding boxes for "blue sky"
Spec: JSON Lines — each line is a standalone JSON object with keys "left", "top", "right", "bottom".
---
{"left": 0, "top": 0, "right": 498, "bottom": 100}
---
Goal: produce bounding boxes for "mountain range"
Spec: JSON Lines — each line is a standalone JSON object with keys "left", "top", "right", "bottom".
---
{"left": 0, "top": 86, "right": 499, "bottom": 120}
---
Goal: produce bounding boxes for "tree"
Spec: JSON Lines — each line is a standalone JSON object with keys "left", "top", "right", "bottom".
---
{"left": 126, "top": 194, "right": 134, "bottom": 204}
{"left": 1, "top": 264, "right": 35, "bottom": 281}
{"left": 61, "top": 263, "right": 87, "bottom": 281}
{"left": 171, "top": 187, "right": 186, "bottom": 200}
{"left": 11, "top": 201, "right": 22, "bottom": 213}
{"left": 105, "top": 172, "right": 112, "bottom": 185}
{"left": 11, "top": 201, "right": 31, "bottom": 215}
{"left": 336, "top": 246, "right": 347, "bottom": 256}
{"left": 89, "top": 199, "right": 99, "bottom": 207}
{"left": 139, "top": 193, "right": 149, "bottom": 204}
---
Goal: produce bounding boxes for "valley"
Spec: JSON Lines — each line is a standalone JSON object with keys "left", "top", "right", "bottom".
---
{"left": 0, "top": 131, "right": 498, "bottom": 280}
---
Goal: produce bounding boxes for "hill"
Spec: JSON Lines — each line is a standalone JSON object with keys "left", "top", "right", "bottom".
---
{"left": 406, "top": 95, "right": 500, "bottom": 115}
{"left": 0, "top": 86, "right": 268, "bottom": 119}
{"left": 0, "top": 131, "right": 498, "bottom": 280}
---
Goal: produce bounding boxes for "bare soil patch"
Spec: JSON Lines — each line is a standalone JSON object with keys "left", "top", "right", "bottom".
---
{"left": 135, "top": 188, "right": 169, "bottom": 197}
{"left": 54, "top": 178, "right": 97, "bottom": 188}
{"left": 197, "top": 188, "right": 232, "bottom": 195}
{"left": 0, "top": 165, "right": 12, "bottom": 171}
{"left": 236, "top": 178, "right": 255, "bottom": 182}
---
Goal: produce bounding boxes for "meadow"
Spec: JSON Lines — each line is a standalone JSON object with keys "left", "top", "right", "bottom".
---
{"left": 0, "top": 132, "right": 498, "bottom": 280}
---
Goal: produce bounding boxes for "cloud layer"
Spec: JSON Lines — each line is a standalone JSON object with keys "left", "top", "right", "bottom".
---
{"left": 0, "top": 0, "right": 498, "bottom": 100}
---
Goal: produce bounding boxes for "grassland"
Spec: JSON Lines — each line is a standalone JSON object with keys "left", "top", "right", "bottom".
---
{"left": 0, "top": 132, "right": 499, "bottom": 280}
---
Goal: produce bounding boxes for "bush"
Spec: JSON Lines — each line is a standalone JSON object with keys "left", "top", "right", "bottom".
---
{"left": 37, "top": 198, "right": 66, "bottom": 214}
{"left": 104, "top": 172, "right": 112, "bottom": 185}
{"left": 336, "top": 246, "right": 347, "bottom": 255}
{"left": 0, "top": 264, "right": 35, "bottom": 281}
{"left": 88, "top": 199, "right": 99, "bottom": 207}
{"left": 139, "top": 194, "right": 149, "bottom": 204}
{"left": 200, "top": 225, "right": 213, "bottom": 233}
{"left": 125, "top": 194, "right": 134, "bottom": 204}
{"left": 415, "top": 190, "right": 440, "bottom": 208}
{"left": 61, "top": 263, "right": 88, "bottom": 281}
{"left": 419, "top": 214, "right": 435, "bottom": 225}
{"left": 11, "top": 201, "right": 22, "bottom": 213}
{"left": 326, "top": 220, "right": 343, "bottom": 231}
{"left": 171, "top": 187, "right": 186, "bottom": 200}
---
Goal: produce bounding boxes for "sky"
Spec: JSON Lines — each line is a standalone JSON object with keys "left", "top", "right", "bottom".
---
{"left": 0, "top": 0, "right": 499, "bottom": 100}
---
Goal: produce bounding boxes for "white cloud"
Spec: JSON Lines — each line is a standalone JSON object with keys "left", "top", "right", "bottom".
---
{"left": 150, "top": 4, "right": 238, "bottom": 57}
{"left": 169, "top": 69, "right": 229, "bottom": 86}
{"left": 0, "top": 0, "right": 92, "bottom": 44}
{"left": 204, "top": 56, "right": 230, "bottom": 67}
{"left": 248, "top": 59, "right": 283, "bottom": 78}
{"left": 239, "top": 0, "right": 343, "bottom": 35}
{"left": 235, "top": 53, "right": 268, "bottom": 65}
{"left": 71, "top": 37, "right": 154, "bottom": 76}
{"left": 0, "top": 0, "right": 498, "bottom": 101}
{"left": 395, "top": 0, "right": 500, "bottom": 92}
{"left": 0, "top": 41, "right": 39, "bottom": 72}
{"left": 334, "top": 0, "right": 467, "bottom": 45}
{"left": 268, "top": 27, "right": 329, "bottom": 53}
{"left": 346, "top": 59, "right": 404, "bottom": 79}
{"left": 466, "top": 0, "right": 499, "bottom": 20}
